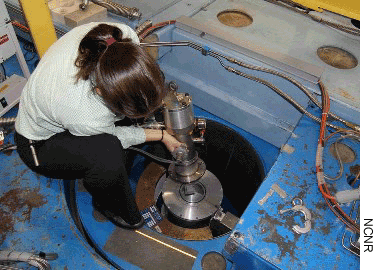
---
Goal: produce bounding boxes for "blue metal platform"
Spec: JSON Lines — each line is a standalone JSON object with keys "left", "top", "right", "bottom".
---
{"left": 223, "top": 106, "right": 360, "bottom": 269}
{"left": 0, "top": 104, "right": 360, "bottom": 269}
{"left": 1, "top": 1, "right": 361, "bottom": 268}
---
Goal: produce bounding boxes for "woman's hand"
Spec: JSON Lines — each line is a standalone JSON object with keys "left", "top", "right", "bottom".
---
{"left": 161, "top": 130, "right": 182, "bottom": 152}
{"left": 144, "top": 129, "right": 182, "bottom": 152}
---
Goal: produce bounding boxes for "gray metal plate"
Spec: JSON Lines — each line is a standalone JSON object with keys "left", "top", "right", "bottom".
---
{"left": 162, "top": 170, "right": 223, "bottom": 221}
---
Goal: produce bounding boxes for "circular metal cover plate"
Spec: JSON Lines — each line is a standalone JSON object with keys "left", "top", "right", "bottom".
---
{"left": 201, "top": 252, "right": 227, "bottom": 270}
{"left": 136, "top": 163, "right": 213, "bottom": 240}
{"left": 217, "top": 9, "right": 253, "bottom": 27}
{"left": 162, "top": 170, "right": 223, "bottom": 222}
{"left": 329, "top": 142, "right": 356, "bottom": 163}
{"left": 317, "top": 46, "right": 358, "bottom": 69}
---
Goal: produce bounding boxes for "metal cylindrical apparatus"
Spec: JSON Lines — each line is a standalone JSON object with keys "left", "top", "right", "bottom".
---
{"left": 163, "top": 91, "right": 205, "bottom": 183}
{"left": 159, "top": 86, "right": 223, "bottom": 228}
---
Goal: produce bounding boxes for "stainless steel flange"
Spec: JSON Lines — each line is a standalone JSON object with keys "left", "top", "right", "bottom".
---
{"left": 161, "top": 170, "right": 223, "bottom": 223}
{"left": 168, "top": 158, "right": 206, "bottom": 183}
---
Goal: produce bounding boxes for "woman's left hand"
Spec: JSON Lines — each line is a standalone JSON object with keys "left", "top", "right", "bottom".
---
{"left": 161, "top": 130, "right": 182, "bottom": 152}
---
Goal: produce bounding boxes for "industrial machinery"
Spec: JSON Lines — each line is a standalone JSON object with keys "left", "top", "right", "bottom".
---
{"left": 131, "top": 83, "right": 265, "bottom": 240}
{"left": 0, "top": 0, "right": 363, "bottom": 269}
{"left": 0, "top": 0, "right": 30, "bottom": 117}
{"left": 159, "top": 89, "right": 224, "bottom": 228}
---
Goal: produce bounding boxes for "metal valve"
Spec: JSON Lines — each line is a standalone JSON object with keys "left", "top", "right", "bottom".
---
{"left": 193, "top": 118, "right": 206, "bottom": 144}
{"left": 172, "top": 144, "right": 189, "bottom": 162}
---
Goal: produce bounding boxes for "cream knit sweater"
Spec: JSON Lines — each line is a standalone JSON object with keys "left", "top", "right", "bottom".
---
{"left": 15, "top": 22, "right": 146, "bottom": 149}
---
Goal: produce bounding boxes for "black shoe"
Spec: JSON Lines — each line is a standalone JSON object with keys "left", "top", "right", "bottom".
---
{"left": 93, "top": 201, "right": 144, "bottom": 230}
{"left": 111, "top": 215, "right": 145, "bottom": 230}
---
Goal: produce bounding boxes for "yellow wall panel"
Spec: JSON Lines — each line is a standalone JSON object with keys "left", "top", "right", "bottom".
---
{"left": 292, "top": 0, "right": 360, "bottom": 20}
{"left": 18, "top": 0, "right": 57, "bottom": 57}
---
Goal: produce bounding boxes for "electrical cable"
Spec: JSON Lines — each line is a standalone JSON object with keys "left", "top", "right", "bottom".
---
{"left": 0, "top": 117, "right": 17, "bottom": 125}
{"left": 1, "top": 63, "right": 7, "bottom": 83}
{"left": 351, "top": 172, "right": 360, "bottom": 187}
{"left": 217, "top": 55, "right": 359, "bottom": 131}
{"left": 324, "top": 138, "right": 344, "bottom": 181}
{"left": 211, "top": 55, "right": 342, "bottom": 130}
{"left": 23, "top": 42, "right": 37, "bottom": 62}
{"left": 323, "top": 133, "right": 360, "bottom": 181}
{"left": 191, "top": 42, "right": 358, "bottom": 131}
{"left": 0, "top": 144, "right": 17, "bottom": 153}
{"left": 11, "top": 21, "right": 30, "bottom": 33}
{"left": 263, "top": 0, "right": 359, "bottom": 36}
{"left": 128, "top": 146, "right": 174, "bottom": 164}
{"left": 0, "top": 264, "right": 22, "bottom": 270}
{"left": 90, "top": 0, "right": 141, "bottom": 20}
{"left": 315, "top": 81, "right": 359, "bottom": 234}
{"left": 65, "top": 181, "right": 124, "bottom": 270}
{"left": 308, "top": 13, "right": 360, "bottom": 36}
{"left": 135, "top": 20, "right": 153, "bottom": 37}
{"left": 138, "top": 20, "right": 176, "bottom": 41}
{"left": 321, "top": 184, "right": 360, "bottom": 233}
{"left": 0, "top": 251, "right": 51, "bottom": 270}
{"left": 141, "top": 40, "right": 359, "bottom": 131}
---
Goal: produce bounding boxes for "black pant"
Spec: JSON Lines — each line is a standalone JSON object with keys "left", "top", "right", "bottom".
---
{"left": 14, "top": 131, "right": 142, "bottom": 224}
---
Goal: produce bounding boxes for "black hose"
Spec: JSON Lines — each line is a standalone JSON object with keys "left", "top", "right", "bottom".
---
{"left": 62, "top": 146, "right": 175, "bottom": 269}
{"left": 65, "top": 180, "right": 123, "bottom": 270}
{"left": 0, "top": 144, "right": 17, "bottom": 152}
{"left": 128, "top": 146, "right": 174, "bottom": 164}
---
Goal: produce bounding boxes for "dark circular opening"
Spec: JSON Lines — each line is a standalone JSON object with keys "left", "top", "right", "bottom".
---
{"left": 199, "top": 120, "right": 265, "bottom": 216}
{"left": 351, "top": 19, "right": 360, "bottom": 29}
{"left": 134, "top": 119, "right": 265, "bottom": 240}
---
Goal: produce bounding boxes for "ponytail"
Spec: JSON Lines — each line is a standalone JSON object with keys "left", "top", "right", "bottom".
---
{"left": 75, "top": 24, "right": 130, "bottom": 81}
{"left": 74, "top": 23, "right": 167, "bottom": 119}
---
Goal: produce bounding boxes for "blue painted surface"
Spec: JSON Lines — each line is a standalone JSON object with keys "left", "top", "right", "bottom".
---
{"left": 1, "top": 38, "right": 113, "bottom": 269}
{"left": 2, "top": 37, "right": 39, "bottom": 78}
{"left": 77, "top": 187, "right": 232, "bottom": 270}
{"left": 0, "top": 108, "right": 114, "bottom": 269}
{"left": 1, "top": 20, "right": 359, "bottom": 270}
{"left": 154, "top": 23, "right": 359, "bottom": 146}
{"left": 157, "top": 27, "right": 310, "bottom": 148}
{"left": 75, "top": 104, "right": 280, "bottom": 269}
{"left": 229, "top": 106, "right": 360, "bottom": 270}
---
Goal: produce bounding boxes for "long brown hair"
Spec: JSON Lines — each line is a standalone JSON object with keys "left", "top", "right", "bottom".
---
{"left": 75, "top": 24, "right": 166, "bottom": 118}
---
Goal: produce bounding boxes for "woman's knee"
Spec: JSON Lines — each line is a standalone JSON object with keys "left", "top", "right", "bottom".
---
{"left": 88, "top": 134, "right": 125, "bottom": 171}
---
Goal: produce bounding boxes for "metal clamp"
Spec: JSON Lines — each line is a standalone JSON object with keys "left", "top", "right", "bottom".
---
{"left": 279, "top": 198, "right": 311, "bottom": 234}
